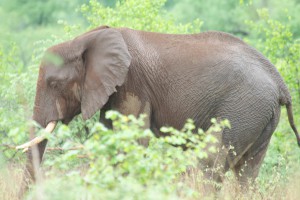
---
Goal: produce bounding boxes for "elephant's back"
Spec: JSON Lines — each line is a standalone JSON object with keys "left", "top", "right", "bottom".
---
{"left": 152, "top": 45, "right": 282, "bottom": 133}
{"left": 120, "top": 28, "right": 286, "bottom": 132}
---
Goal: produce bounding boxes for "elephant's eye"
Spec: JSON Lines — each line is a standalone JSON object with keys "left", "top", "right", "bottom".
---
{"left": 49, "top": 80, "right": 59, "bottom": 89}
{"left": 47, "top": 77, "right": 61, "bottom": 89}
{"left": 49, "top": 81, "right": 58, "bottom": 88}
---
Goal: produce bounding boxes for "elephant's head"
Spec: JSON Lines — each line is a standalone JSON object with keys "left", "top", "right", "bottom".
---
{"left": 33, "top": 27, "right": 132, "bottom": 129}
{"left": 16, "top": 27, "right": 131, "bottom": 191}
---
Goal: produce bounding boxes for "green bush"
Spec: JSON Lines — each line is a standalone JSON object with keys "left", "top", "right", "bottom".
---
{"left": 246, "top": 8, "right": 300, "bottom": 102}
{"left": 27, "top": 111, "right": 226, "bottom": 199}
{"left": 80, "top": 0, "right": 202, "bottom": 33}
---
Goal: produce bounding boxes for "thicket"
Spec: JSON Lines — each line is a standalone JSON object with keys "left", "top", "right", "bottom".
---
{"left": 0, "top": 0, "right": 299, "bottom": 199}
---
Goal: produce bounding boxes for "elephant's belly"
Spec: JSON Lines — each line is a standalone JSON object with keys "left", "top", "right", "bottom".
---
{"left": 149, "top": 99, "right": 216, "bottom": 137}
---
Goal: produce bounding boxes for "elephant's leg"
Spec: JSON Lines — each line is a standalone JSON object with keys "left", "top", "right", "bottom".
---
{"left": 198, "top": 128, "right": 228, "bottom": 193}
{"left": 112, "top": 92, "right": 151, "bottom": 146}
{"left": 233, "top": 111, "right": 279, "bottom": 187}
{"left": 233, "top": 143, "right": 269, "bottom": 187}
{"left": 99, "top": 99, "right": 113, "bottom": 129}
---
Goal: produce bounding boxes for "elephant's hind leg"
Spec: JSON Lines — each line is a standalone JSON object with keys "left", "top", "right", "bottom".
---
{"left": 233, "top": 142, "right": 269, "bottom": 187}
{"left": 233, "top": 110, "right": 280, "bottom": 187}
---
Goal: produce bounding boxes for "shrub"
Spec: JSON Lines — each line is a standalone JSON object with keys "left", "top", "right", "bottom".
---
{"left": 80, "top": 0, "right": 202, "bottom": 33}
{"left": 26, "top": 111, "right": 227, "bottom": 199}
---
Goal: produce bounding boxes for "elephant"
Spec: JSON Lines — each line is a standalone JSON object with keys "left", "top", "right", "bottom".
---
{"left": 18, "top": 25, "right": 299, "bottom": 187}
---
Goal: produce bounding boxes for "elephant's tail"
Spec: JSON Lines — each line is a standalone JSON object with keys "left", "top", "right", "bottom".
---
{"left": 277, "top": 77, "right": 300, "bottom": 146}
{"left": 286, "top": 102, "right": 300, "bottom": 147}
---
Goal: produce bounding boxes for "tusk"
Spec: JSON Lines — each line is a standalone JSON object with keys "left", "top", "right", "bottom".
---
{"left": 16, "top": 121, "right": 57, "bottom": 152}
{"left": 45, "top": 121, "right": 57, "bottom": 133}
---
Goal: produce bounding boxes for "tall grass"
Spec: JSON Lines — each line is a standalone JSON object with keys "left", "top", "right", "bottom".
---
{"left": 1, "top": 161, "right": 299, "bottom": 199}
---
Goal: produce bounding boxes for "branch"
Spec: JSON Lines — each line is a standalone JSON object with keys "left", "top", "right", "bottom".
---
{"left": 46, "top": 146, "right": 84, "bottom": 151}
{"left": 1, "top": 144, "right": 84, "bottom": 151}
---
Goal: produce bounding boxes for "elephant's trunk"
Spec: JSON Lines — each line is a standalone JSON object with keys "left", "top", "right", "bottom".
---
{"left": 17, "top": 121, "right": 57, "bottom": 198}
{"left": 16, "top": 121, "right": 57, "bottom": 151}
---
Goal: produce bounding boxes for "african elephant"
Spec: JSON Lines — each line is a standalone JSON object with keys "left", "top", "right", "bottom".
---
{"left": 18, "top": 25, "right": 299, "bottom": 186}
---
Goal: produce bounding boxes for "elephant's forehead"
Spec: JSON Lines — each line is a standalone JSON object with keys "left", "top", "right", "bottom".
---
{"left": 41, "top": 64, "right": 60, "bottom": 76}
{"left": 42, "top": 50, "right": 64, "bottom": 66}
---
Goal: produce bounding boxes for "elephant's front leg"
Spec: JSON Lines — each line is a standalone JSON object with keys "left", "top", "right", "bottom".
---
{"left": 99, "top": 100, "right": 113, "bottom": 129}
{"left": 112, "top": 92, "right": 151, "bottom": 146}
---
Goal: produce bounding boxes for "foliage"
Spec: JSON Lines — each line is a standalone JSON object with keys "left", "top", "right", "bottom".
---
{"left": 0, "top": 45, "right": 30, "bottom": 157}
{"left": 80, "top": 0, "right": 202, "bottom": 33}
{"left": 26, "top": 112, "right": 226, "bottom": 199}
{"left": 246, "top": 8, "right": 300, "bottom": 103}
{"left": 169, "top": 0, "right": 248, "bottom": 35}
{"left": 0, "top": 0, "right": 86, "bottom": 26}
{"left": 168, "top": 0, "right": 300, "bottom": 38}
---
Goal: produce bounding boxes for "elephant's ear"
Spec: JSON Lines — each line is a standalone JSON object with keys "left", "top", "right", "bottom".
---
{"left": 81, "top": 29, "right": 132, "bottom": 119}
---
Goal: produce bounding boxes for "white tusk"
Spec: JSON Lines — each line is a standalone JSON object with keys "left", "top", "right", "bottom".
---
{"left": 16, "top": 121, "right": 57, "bottom": 152}
{"left": 45, "top": 121, "right": 57, "bottom": 133}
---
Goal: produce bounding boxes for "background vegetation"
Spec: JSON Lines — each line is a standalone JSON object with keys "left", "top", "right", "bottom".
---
{"left": 0, "top": 0, "right": 299, "bottom": 199}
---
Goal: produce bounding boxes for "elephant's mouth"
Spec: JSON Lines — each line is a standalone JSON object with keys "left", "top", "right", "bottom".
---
{"left": 61, "top": 115, "right": 75, "bottom": 125}
{"left": 16, "top": 107, "right": 80, "bottom": 152}
{"left": 16, "top": 121, "right": 57, "bottom": 152}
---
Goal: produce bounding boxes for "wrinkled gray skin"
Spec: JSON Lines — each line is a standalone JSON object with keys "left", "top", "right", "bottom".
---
{"left": 27, "top": 26, "right": 299, "bottom": 186}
